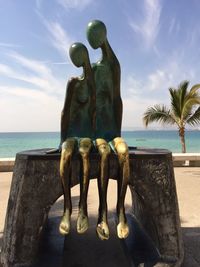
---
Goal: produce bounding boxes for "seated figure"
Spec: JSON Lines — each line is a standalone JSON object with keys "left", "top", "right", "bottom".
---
{"left": 59, "top": 42, "right": 96, "bottom": 235}
{"left": 87, "top": 20, "right": 130, "bottom": 240}
{"left": 59, "top": 21, "right": 130, "bottom": 241}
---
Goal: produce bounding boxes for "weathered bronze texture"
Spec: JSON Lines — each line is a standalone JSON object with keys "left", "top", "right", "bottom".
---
{"left": 59, "top": 20, "right": 130, "bottom": 240}
{"left": 59, "top": 137, "right": 76, "bottom": 235}
{"left": 112, "top": 137, "right": 130, "bottom": 239}
{"left": 60, "top": 42, "right": 95, "bottom": 142}
{"left": 87, "top": 20, "right": 129, "bottom": 239}
{"left": 87, "top": 20, "right": 122, "bottom": 141}
{"left": 77, "top": 137, "right": 93, "bottom": 234}
{"left": 59, "top": 42, "right": 95, "bottom": 236}
{"left": 95, "top": 138, "right": 111, "bottom": 240}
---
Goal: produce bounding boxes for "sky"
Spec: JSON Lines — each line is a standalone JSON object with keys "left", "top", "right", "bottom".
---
{"left": 0, "top": 0, "right": 200, "bottom": 132}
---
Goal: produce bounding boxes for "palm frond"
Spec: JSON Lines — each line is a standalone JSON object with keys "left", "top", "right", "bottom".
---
{"left": 182, "top": 98, "right": 200, "bottom": 120}
{"left": 181, "top": 84, "right": 200, "bottom": 120}
{"left": 186, "top": 106, "right": 200, "bottom": 126}
{"left": 169, "top": 81, "right": 200, "bottom": 122}
{"left": 143, "top": 104, "right": 175, "bottom": 127}
{"left": 178, "top": 80, "right": 189, "bottom": 112}
{"left": 169, "top": 88, "right": 181, "bottom": 118}
{"left": 190, "top": 83, "right": 200, "bottom": 95}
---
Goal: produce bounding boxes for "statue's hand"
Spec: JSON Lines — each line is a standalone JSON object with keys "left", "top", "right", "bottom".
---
{"left": 46, "top": 145, "right": 61, "bottom": 154}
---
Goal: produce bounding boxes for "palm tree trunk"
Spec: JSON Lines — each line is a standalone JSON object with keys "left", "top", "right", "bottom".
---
{"left": 179, "top": 127, "right": 186, "bottom": 153}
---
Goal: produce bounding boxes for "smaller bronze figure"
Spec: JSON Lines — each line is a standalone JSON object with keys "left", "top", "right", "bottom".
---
{"left": 59, "top": 43, "right": 95, "bottom": 235}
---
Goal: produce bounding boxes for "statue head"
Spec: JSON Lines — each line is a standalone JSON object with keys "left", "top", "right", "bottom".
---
{"left": 69, "top": 42, "right": 89, "bottom": 67}
{"left": 87, "top": 20, "right": 107, "bottom": 49}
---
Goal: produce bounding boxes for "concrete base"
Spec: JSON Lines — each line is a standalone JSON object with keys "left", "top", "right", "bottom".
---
{"left": 0, "top": 148, "right": 184, "bottom": 267}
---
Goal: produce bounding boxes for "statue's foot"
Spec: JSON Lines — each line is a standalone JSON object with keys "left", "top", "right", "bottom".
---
{"left": 77, "top": 212, "right": 89, "bottom": 234}
{"left": 117, "top": 221, "right": 129, "bottom": 239}
{"left": 59, "top": 211, "right": 70, "bottom": 235}
{"left": 96, "top": 221, "right": 110, "bottom": 240}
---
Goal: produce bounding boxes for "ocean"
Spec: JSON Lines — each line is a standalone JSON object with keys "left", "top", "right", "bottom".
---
{"left": 0, "top": 131, "right": 199, "bottom": 158}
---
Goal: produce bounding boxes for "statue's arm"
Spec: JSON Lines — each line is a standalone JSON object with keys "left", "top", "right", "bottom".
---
{"left": 46, "top": 79, "right": 76, "bottom": 154}
{"left": 113, "top": 61, "right": 122, "bottom": 135}
{"left": 114, "top": 92, "right": 123, "bottom": 136}
{"left": 90, "top": 66, "right": 97, "bottom": 134}
{"left": 60, "top": 78, "right": 76, "bottom": 145}
{"left": 106, "top": 41, "right": 122, "bottom": 134}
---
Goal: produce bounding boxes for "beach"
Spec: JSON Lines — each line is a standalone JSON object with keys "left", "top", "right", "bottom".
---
{"left": 1, "top": 168, "right": 200, "bottom": 267}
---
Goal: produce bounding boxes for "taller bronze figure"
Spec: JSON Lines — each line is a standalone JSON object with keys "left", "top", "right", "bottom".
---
{"left": 87, "top": 20, "right": 130, "bottom": 240}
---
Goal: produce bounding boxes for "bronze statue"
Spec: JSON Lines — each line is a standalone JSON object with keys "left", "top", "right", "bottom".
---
{"left": 59, "top": 21, "right": 130, "bottom": 240}
{"left": 59, "top": 42, "right": 95, "bottom": 235}
{"left": 87, "top": 20, "right": 130, "bottom": 240}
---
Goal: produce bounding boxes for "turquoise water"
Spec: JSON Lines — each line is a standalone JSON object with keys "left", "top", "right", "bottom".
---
{"left": 0, "top": 131, "right": 199, "bottom": 158}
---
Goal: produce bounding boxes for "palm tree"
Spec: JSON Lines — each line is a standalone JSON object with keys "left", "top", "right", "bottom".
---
{"left": 143, "top": 81, "right": 200, "bottom": 153}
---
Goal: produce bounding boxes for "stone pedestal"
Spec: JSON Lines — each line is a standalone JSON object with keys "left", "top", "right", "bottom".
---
{"left": 0, "top": 148, "right": 184, "bottom": 267}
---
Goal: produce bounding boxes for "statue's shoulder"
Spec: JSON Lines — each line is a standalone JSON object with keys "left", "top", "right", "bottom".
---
{"left": 67, "top": 77, "right": 78, "bottom": 87}
{"left": 91, "top": 63, "right": 97, "bottom": 70}
{"left": 92, "top": 61, "right": 108, "bottom": 73}
{"left": 65, "top": 77, "right": 78, "bottom": 99}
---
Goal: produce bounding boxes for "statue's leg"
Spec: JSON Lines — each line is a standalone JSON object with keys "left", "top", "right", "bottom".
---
{"left": 112, "top": 137, "right": 130, "bottom": 239}
{"left": 77, "top": 138, "right": 93, "bottom": 234}
{"left": 95, "top": 138, "right": 111, "bottom": 240}
{"left": 59, "top": 138, "right": 76, "bottom": 235}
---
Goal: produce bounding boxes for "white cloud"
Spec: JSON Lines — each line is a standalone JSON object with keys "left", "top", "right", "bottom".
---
{"left": 0, "top": 86, "right": 61, "bottom": 132}
{"left": 57, "top": 0, "right": 92, "bottom": 10}
{"left": 147, "top": 60, "right": 196, "bottom": 92}
{"left": 8, "top": 51, "right": 51, "bottom": 76}
{"left": 126, "top": 59, "right": 196, "bottom": 95}
{"left": 35, "top": 0, "right": 43, "bottom": 9}
{"left": 0, "top": 51, "right": 65, "bottom": 95}
{"left": 187, "top": 27, "right": 200, "bottom": 49}
{"left": 148, "top": 69, "right": 167, "bottom": 91}
{"left": 123, "top": 75, "right": 143, "bottom": 96}
{"left": 37, "top": 12, "right": 73, "bottom": 59}
{"left": 0, "top": 42, "right": 21, "bottom": 48}
{"left": 52, "top": 61, "right": 70, "bottom": 65}
{"left": 129, "top": 0, "right": 162, "bottom": 48}
{"left": 0, "top": 62, "right": 58, "bottom": 94}
{"left": 45, "top": 21, "right": 73, "bottom": 58}
{"left": 168, "top": 18, "right": 180, "bottom": 35}
{"left": 121, "top": 75, "right": 158, "bottom": 129}
{"left": 122, "top": 96, "right": 158, "bottom": 129}
{"left": 0, "top": 49, "right": 69, "bottom": 132}
{"left": 168, "top": 18, "right": 175, "bottom": 35}
{"left": 1, "top": 86, "right": 50, "bottom": 100}
{"left": 0, "top": 64, "right": 16, "bottom": 76}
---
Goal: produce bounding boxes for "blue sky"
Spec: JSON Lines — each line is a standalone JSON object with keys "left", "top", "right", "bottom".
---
{"left": 0, "top": 0, "right": 200, "bottom": 132}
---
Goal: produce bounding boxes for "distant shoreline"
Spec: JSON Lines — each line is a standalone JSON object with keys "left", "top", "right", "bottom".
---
{"left": 1, "top": 131, "right": 200, "bottom": 157}
{"left": 0, "top": 129, "right": 200, "bottom": 134}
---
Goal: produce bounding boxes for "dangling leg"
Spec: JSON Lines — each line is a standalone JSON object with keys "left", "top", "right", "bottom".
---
{"left": 112, "top": 137, "right": 130, "bottom": 239}
{"left": 77, "top": 138, "right": 93, "bottom": 234}
{"left": 59, "top": 138, "right": 76, "bottom": 235}
{"left": 95, "top": 138, "right": 111, "bottom": 240}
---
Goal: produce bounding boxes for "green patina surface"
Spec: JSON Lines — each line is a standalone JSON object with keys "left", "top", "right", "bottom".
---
{"left": 61, "top": 20, "right": 122, "bottom": 143}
